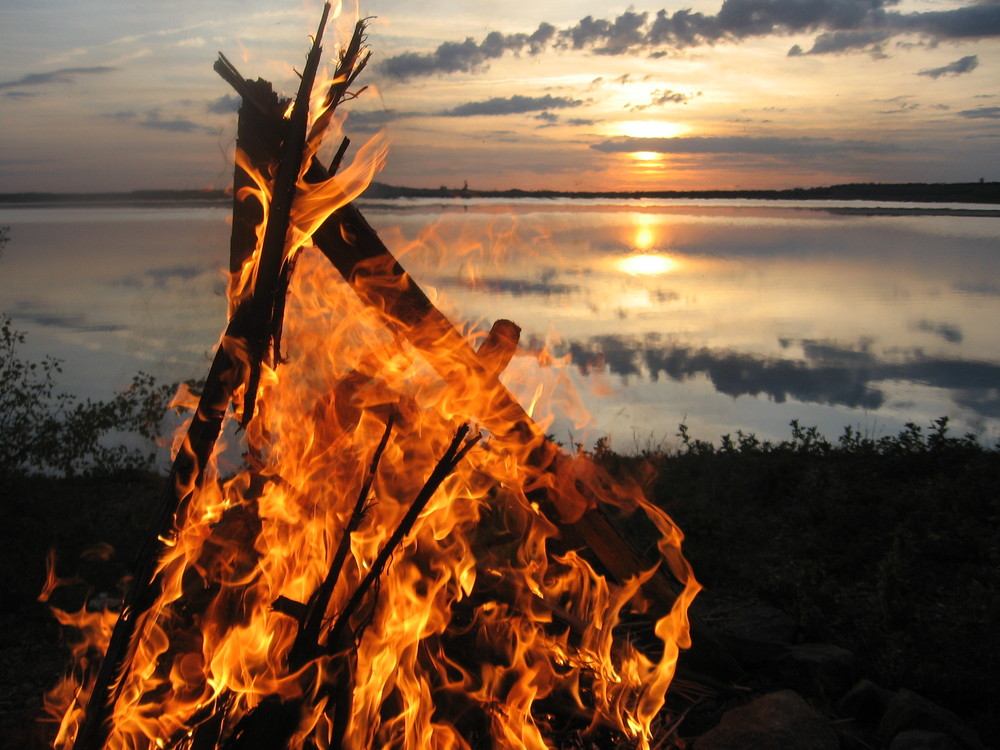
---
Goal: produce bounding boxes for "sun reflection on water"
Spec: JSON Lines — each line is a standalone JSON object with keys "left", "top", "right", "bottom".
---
{"left": 617, "top": 253, "right": 678, "bottom": 275}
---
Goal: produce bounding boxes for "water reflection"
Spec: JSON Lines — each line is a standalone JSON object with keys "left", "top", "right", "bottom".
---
{"left": 539, "top": 333, "right": 1000, "bottom": 419}
{"left": 1, "top": 200, "right": 998, "bottom": 443}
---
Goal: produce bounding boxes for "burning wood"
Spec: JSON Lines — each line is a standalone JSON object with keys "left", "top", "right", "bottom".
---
{"left": 43, "top": 7, "right": 701, "bottom": 750}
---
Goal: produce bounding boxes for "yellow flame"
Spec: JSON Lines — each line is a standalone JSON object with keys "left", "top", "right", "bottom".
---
{"left": 44, "top": 10, "right": 699, "bottom": 750}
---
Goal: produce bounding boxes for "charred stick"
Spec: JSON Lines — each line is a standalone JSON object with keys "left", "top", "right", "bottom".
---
{"left": 327, "top": 424, "right": 480, "bottom": 653}
{"left": 239, "top": 1, "right": 331, "bottom": 427}
{"left": 328, "top": 137, "right": 350, "bottom": 176}
{"left": 323, "top": 424, "right": 479, "bottom": 750}
{"left": 308, "top": 19, "right": 371, "bottom": 149}
{"left": 224, "top": 426, "right": 476, "bottom": 750}
{"left": 288, "top": 413, "right": 396, "bottom": 667}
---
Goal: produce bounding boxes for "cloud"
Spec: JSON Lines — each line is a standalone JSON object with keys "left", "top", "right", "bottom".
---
{"left": 917, "top": 55, "right": 979, "bottom": 78}
{"left": 913, "top": 319, "right": 963, "bottom": 344}
{"left": 116, "top": 265, "right": 211, "bottom": 289}
{"left": 630, "top": 89, "right": 697, "bottom": 110}
{"left": 440, "top": 94, "right": 584, "bottom": 117}
{"left": 0, "top": 66, "right": 116, "bottom": 90}
{"left": 563, "top": 11, "right": 651, "bottom": 54}
{"left": 345, "top": 109, "right": 425, "bottom": 132}
{"left": 590, "top": 135, "right": 901, "bottom": 155}
{"left": 207, "top": 94, "right": 240, "bottom": 114}
{"left": 379, "top": 2, "right": 1000, "bottom": 79}
{"left": 107, "top": 108, "right": 216, "bottom": 134}
{"left": 13, "top": 307, "right": 127, "bottom": 334}
{"left": 788, "top": 29, "right": 891, "bottom": 56}
{"left": 957, "top": 106, "right": 1000, "bottom": 119}
{"left": 379, "top": 23, "right": 556, "bottom": 80}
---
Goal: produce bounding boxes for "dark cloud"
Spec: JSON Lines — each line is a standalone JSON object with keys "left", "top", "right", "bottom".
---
{"left": 955, "top": 281, "right": 1000, "bottom": 295}
{"left": 590, "top": 135, "right": 901, "bottom": 155}
{"left": 378, "top": 2, "right": 1000, "bottom": 79}
{"left": 4, "top": 91, "right": 37, "bottom": 99}
{"left": 564, "top": 11, "right": 651, "bottom": 54}
{"left": 567, "top": 117, "right": 599, "bottom": 126}
{"left": 895, "top": 4, "right": 1000, "bottom": 39}
{"left": 440, "top": 94, "right": 584, "bottom": 117}
{"left": 957, "top": 106, "right": 1000, "bottom": 119}
{"left": 630, "top": 88, "right": 697, "bottom": 110}
{"left": 787, "top": 29, "right": 891, "bottom": 55}
{"left": 917, "top": 54, "right": 979, "bottom": 78}
{"left": 0, "top": 66, "right": 117, "bottom": 90}
{"left": 116, "top": 265, "right": 212, "bottom": 289}
{"left": 912, "top": 319, "right": 963, "bottom": 344}
{"left": 441, "top": 276, "right": 580, "bottom": 296}
{"left": 379, "top": 23, "right": 555, "bottom": 80}
{"left": 13, "top": 307, "right": 126, "bottom": 334}
{"left": 107, "top": 109, "right": 216, "bottom": 134}
{"left": 345, "top": 109, "right": 420, "bottom": 132}
{"left": 207, "top": 94, "right": 240, "bottom": 114}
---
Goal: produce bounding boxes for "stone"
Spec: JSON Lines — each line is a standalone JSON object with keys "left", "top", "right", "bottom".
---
{"left": 774, "top": 642, "right": 857, "bottom": 699}
{"left": 889, "top": 729, "right": 963, "bottom": 750}
{"left": 878, "top": 689, "right": 985, "bottom": 750}
{"left": 837, "top": 678, "right": 895, "bottom": 725}
{"left": 694, "top": 690, "right": 839, "bottom": 750}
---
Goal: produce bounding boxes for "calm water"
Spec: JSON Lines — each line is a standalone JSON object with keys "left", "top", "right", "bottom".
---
{"left": 2, "top": 198, "right": 999, "bottom": 449}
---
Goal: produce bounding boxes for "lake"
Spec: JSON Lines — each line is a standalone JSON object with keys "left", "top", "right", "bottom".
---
{"left": 2, "top": 198, "right": 999, "bottom": 450}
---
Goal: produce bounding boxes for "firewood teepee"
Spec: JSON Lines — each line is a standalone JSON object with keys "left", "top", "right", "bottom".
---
{"left": 48, "top": 7, "right": 702, "bottom": 750}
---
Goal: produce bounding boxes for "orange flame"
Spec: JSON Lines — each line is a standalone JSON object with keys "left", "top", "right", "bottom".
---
{"left": 43, "top": 10, "right": 699, "bottom": 750}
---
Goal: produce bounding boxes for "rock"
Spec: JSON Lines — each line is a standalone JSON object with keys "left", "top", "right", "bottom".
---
{"left": 774, "top": 642, "right": 857, "bottom": 699}
{"left": 889, "top": 729, "right": 963, "bottom": 750}
{"left": 694, "top": 690, "right": 839, "bottom": 750}
{"left": 695, "top": 595, "right": 799, "bottom": 669}
{"left": 837, "top": 678, "right": 895, "bottom": 725}
{"left": 691, "top": 593, "right": 799, "bottom": 644}
{"left": 878, "top": 689, "right": 985, "bottom": 750}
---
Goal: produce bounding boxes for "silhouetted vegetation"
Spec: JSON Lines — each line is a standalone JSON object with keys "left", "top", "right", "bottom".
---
{"left": 0, "top": 316, "right": 174, "bottom": 479}
{"left": 596, "top": 418, "right": 1000, "bottom": 739}
{"left": 2, "top": 181, "right": 998, "bottom": 207}
{"left": 363, "top": 180, "right": 1000, "bottom": 206}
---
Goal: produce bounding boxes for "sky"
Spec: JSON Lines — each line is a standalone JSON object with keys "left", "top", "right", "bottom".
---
{"left": 1, "top": 0, "right": 998, "bottom": 192}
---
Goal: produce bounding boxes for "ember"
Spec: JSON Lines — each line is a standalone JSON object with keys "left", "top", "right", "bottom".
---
{"left": 42, "top": 7, "right": 699, "bottom": 749}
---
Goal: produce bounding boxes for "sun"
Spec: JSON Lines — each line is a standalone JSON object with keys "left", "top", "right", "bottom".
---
{"left": 612, "top": 120, "right": 687, "bottom": 139}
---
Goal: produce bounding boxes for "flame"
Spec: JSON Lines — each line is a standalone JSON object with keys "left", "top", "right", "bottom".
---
{"left": 43, "top": 10, "right": 699, "bottom": 750}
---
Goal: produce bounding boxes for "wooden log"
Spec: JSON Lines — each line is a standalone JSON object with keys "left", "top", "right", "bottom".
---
{"left": 69, "top": 11, "right": 335, "bottom": 750}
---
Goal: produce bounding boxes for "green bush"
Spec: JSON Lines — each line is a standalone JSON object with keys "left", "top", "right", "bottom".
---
{"left": 0, "top": 314, "right": 174, "bottom": 478}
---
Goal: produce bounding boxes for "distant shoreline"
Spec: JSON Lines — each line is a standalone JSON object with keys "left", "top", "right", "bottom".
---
{"left": 1, "top": 181, "right": 998, "bottom": 209}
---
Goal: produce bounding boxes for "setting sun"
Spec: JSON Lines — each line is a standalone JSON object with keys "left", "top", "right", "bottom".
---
{"left": 630, "top": 151, "right": 663, "bottom": 162}
{"left": 612, "top": 120, "right": 687, "bottom": 139}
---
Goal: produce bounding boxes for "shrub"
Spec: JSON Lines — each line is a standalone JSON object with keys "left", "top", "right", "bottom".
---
{"left": 0, "top": 314, "right": 174, "bottom": 478}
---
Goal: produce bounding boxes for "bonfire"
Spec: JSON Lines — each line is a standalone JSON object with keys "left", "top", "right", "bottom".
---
{"left": 41, "top": 7, "right": 700, "bottom": 749}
